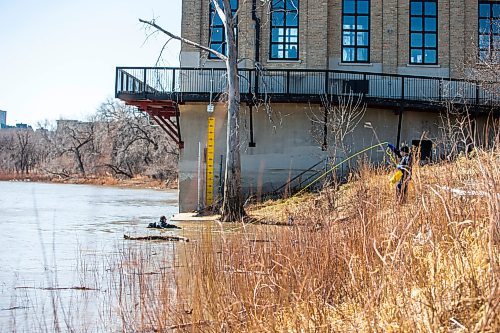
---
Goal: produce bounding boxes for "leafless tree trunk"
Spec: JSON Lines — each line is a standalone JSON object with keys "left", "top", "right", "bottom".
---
{"left": 15, "top": 130, "right": 34, "bottom": 174}
{"left": 220, "top": 0, "right": 244, "bottom": 221}
{"left": 139, "top": 0, "right": 246, "bottom": 221}
{"left": 53, "top": 120, "right": 96, "bottom": 177}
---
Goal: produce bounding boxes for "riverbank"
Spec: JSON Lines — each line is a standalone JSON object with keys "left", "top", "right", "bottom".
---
{"left": 3, "top": 148, "right": 498, "bottom": 332}
{"left": 118, "top": 148, "right": 499, "bottom": 332}
{"left": 0, "top": 173, "right": 177, "bottom": 190}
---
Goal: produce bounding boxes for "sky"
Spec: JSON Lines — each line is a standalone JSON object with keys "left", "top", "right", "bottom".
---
{"left": 0, "top": 0, "right": 181, "bottom": 127}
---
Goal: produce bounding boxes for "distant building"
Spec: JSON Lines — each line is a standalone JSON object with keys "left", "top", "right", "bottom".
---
{"left": 0, "top": 111, "right": 32, "bottom": 130}
{"left": 15, "top": 123, "right": 30, "bottom": 129}
{"left": 0, "top": 110, "right": 6, "bottom": 129}
{"left": 55, "top": 119, "right": 91, "bottom": 133}
{"left": 56, "top": 119, "right": 80, "bottom": 130}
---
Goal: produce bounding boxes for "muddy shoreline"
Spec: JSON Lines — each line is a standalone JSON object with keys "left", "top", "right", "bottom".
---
{"left": 0, "top": 173, "right": 177, "bottom": 190}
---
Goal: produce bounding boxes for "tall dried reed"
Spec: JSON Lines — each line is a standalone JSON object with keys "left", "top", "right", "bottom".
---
{"left": 113, "top": 145, "right": 499, "bottom": 332}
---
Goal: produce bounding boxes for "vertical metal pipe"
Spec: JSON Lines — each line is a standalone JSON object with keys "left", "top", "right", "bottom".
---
{"left": 197, "top": 142, "right": 202, "bottom": 212}
{"left": 252, "top": 0, "right": 260, "bottom": 94}
{"left": 172, "top": 68, "right": 176, "bottom": 92}
{"left": 324, "top": 71, "right": 329, "bottom": 95}
{"left": 322, "top": 106, "right": 328, "bottom": 151}
{"left": 249, "top": 104, "right": 256, "bottom": 147}
{"left": 286, "top": 70, "right": 291, "bottom": 95}
{"left": 115, "top": 68, "right": 119, "bottom": 98}
{"left": 396, "top": 108, "right": 404, "bottom": 148}
{"left": 219, "top": 154, "right": 224, "bottom": 197}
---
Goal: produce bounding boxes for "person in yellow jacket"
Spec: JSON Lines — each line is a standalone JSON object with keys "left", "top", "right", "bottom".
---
{"left": 388, "top": 144, "right": 413, "bottom": 203}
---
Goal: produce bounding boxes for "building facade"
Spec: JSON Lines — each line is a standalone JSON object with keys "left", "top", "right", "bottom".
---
{"left": 116, "top": 0, "right": 499, "bottom": 212}
{"left": 181, "top": 0, "right": 499, "bottom": 77}
{"left": 0, "top": 110, "right": 6, "bottom": 128}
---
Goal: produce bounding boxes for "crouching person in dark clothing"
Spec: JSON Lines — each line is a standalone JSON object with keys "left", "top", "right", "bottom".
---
{"left": 159, "top": 215, "right": 168, "bottom": 228}
{"left": 388, "top": 144, "right": 413, "bottom": 203}
{"left": 148, "top": 215, "right": 168, "bottom": 228}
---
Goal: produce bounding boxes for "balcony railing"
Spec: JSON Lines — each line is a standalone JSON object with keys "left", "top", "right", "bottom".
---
{"left": 115, "top": 67, "right": 499, "bottom": 109}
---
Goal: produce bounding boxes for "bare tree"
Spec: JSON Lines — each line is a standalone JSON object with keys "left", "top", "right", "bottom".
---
{"left": 437, "top": 30, "right": 500, "bottom": 159}
{"left": 310, "top": 91, "right": 366, "bottom": 167}
{"left": 96, "top": 99, "right": 178, "bottom": 181}
{"left": 140, "top": 0, "right": 245, "bottom": 221}
{"left": 0, "top": 131, "right": 15, "bottom": 172}
{"left": 15, "top": 129, "right": 38, "bottom": 174}
{"left": 53, "top": 120, "right": 96, "bottom": 177}
{"left": 437, "top": 102, "right": 475, "bottom": 159}
{"left": 0, "top": 100, "right": 179, "bottom": 183}
{"left": 0, "top": 128, "right": 47, "bottom": 175}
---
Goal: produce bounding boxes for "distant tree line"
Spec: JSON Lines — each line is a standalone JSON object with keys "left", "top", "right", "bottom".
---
{"left": 0, "top": 99, "right": 178, "bottom": 185}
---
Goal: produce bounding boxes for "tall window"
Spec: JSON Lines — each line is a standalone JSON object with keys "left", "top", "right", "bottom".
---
{"left": 409, "top": 0, "right": 437, "bottom": 64}
{"left": 270, "top": 0, "right": 299, "bottom": 60}
{"left": 342, "top": 0, "right": 370, "bottom": 63}
{"left": 479, "top": 1, "right": 500, "bottom": 63}
{"left": 209, "top": 0, "right": 238, "bottom": 59}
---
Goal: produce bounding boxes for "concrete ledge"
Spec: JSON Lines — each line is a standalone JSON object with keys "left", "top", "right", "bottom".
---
{"left": 170, "top": 212, "right": 220, "bottom": 222}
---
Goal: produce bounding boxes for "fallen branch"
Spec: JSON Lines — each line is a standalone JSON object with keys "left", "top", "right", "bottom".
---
{"left": 15, "top": 286, "right": 98, "bottom": 291}
{"left": 248, "top": 239, "right": 273, "bottom": 243}
{"left": 223, "top": 269, "right": 269, "bottom": 275}
{"left": 1, "top": 306, "right": 29, "bottom": 311}
{"left": 124, "top": 234, "right": 189, "bottom": 242}
{"left": 167, "top": 320, "right": 211, "bottom": 330}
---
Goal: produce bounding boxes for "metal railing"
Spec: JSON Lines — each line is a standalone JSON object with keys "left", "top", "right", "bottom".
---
{"left": 271, "top": 158, "right": 328, "bottom": 196}
{"left": 115, "top": 67, "right": 499, "bottom": 107}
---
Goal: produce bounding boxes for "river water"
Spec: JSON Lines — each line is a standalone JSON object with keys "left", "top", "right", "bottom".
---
{"left": 0, "top": 181, "right": 180, "bottom": 331}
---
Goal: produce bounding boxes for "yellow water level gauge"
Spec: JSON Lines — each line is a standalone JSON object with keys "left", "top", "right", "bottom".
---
{"left": 206, "top": 116, "right": 215, "bottom": 206}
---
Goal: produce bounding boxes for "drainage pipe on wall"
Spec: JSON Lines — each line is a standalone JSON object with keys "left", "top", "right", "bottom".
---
{"left": 197, "top": 141, "right": 203, "bottom": 211}
{"left": 252, "top": 0, "right": 261, "bottom": 95}
{"left": 252, "top": 0, "right": 261, "bottom": 64}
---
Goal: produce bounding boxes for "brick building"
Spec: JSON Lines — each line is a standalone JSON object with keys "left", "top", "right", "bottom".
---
{"left": 116, "top": 0, "right": 499, "bottom": 212}
{"left": 180, "top": 0, "right": 499, "bottom": 77}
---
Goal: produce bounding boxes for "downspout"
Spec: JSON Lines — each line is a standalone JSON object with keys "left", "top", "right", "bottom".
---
{"left": 449, "top": 0, "right": 451, "bottom": 78}
{"left": 396, "top": 0, "right": 400, "bottom": 71}
{"left": 396, "top": 108, "right": 404, "bottom": 148}
{"left": 381, "top": 0, "right": 384, "bottom": 70}
{"left": 252, "top": 0, "right": 261, "bottom": 93}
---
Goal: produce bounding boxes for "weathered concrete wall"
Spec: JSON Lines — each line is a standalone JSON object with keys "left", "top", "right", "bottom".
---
{"left": 177, "top": 102, "right": 472, "bottom": 212}
{"left": 176, "top": 0, "right": 495, "bottom": 211}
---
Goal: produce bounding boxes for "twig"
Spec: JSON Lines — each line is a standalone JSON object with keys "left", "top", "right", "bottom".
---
{"left": 124, "top": 234, "right": 189, "bottom": 242}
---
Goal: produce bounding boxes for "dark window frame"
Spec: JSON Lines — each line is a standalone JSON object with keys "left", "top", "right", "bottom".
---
{"left": 478, "top": 1, "right": 500, "bottom": 63}
{"left": 409, "top": 0, "right": 438, "bottom": 65}
{"left": 341, "top": 0, "right": 371, "bottom": 63}
{"left": 269, "top": 0, "right": 300, "bottom": 60}
{"left": 208, "top": 0, "right": 238, "bottom": 59}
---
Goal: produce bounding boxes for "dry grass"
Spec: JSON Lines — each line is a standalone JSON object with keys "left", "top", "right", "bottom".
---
{"left": 11, "top": 147, "right": 498, "bottom": 332}
{"left": 106, "top": 146, "right": 499, "bottom": 332}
